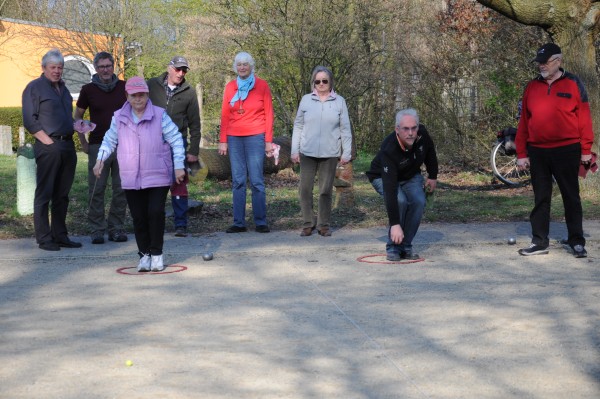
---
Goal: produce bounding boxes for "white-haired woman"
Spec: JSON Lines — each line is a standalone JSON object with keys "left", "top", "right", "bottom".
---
{"left": 218, "top": 51, "right": 274, "bottom": 233}
{"left": 291, "top": 66, "right": 352, "bottom": 237}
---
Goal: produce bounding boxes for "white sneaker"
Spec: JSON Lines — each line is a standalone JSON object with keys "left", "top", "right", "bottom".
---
{"left": 151, "top": 254, "right": 165, "bottom": 271}
{"left": 137, "top": 254, "right": 151, "bottom": 272}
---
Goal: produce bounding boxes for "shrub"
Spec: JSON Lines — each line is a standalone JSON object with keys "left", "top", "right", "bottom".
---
{"left": 0, "top": 107, "right": 85, "bottom": 151}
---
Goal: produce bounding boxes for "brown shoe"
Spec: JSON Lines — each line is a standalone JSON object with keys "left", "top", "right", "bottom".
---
{"left": 317, "top": 227, "right": 331, "bottom": 237}
{"left": 300, "top": 226, "right": 315, "bottom": 236}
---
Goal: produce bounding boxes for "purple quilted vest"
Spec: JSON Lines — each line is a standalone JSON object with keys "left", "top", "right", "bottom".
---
{"left": 114, "top": 100, "right": 173, "bottom": 190}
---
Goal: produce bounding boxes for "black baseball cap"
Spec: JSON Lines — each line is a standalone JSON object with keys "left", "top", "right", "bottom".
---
{"left": 533, "top": 43, "right": 561, "bottom": 63}
{"left": 169, "top": 56, "right": 189, "bottom": 69}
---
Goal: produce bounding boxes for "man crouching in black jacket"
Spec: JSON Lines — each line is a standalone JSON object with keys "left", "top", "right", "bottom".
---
{"left": 366, "top": 108, "right": 438, "bottom": 261}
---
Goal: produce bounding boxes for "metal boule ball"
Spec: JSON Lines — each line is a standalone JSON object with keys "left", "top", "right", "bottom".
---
{"left": 202, "top": 252, "right": 213, "bottom": 261}
{"left": 507, "top": 237, "right": 516, "bottom": 245}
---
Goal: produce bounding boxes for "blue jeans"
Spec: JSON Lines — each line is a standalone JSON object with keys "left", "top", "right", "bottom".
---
{"left": 227, "top": 134, "right": 267, "bottom": 227}
{"left": 371, "top": 174, "right": 425, "bottom": 255}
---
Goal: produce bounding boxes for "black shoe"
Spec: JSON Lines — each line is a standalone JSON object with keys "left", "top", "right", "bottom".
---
{"left": 518, "top": 244, "right": 548, "bottom": 256}
{"left": 400, "top": 250, "right": 420, "bottom": 260}
{"left": 108, "top": 230, "right": 128, "bottom": 242}
{"left": 39, "top": 241, "right": 60, "bottom": 251}
{"left": 386, "top": 252, "right": 401, "bottom": 261}
{"left": 91, "top": 232, "right": 105, "bottom": 244}
{"left": 572, "top": 245, "right": 587, "bottom": 258}
{"left": 174, "top": 227, "right": 188, "bottom": 237}
{"left": 55, "top": 238, "right": 82, "bottom": 248}
{"left": 226, "top": 225, "right": 247, "bottom": 233}
{"left": 255, "top": 225, "right": 270, "bottom": 233}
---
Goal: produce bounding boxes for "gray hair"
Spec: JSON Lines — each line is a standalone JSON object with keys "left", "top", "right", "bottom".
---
{"left": 396, "top": 108, "right": 419, "bottom": 126}
{"left": 93, "top": 51, "right": 114, "bottom": 68}
{"left": 41, "top": 48, "right": 64, "bottom": 67}
{"left": 232, "top": 52, "right": 255, "bottom": 75}
{"left": 549, "top": 54, "right": 563, "bottom": 62}
{"left": 311, "top": 66, "right": 334, "bottom": 91}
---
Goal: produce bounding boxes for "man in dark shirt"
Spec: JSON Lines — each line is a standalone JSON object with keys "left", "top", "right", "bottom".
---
{"left": 147, "top": 56, "right": 201, "bottom": 237}
{"left": 74, "top": 52, "right": 128, "bottom": 244}
{"left": 22, "top": 48, "right": 81, "bottom": 251}
{"left": 366, "top": 108, "right": 438, "bottom": 261}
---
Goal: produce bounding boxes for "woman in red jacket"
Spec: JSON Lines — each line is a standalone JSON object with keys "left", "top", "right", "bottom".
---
{"left": 218, "top": 52, "right": 274, "bottom": 233}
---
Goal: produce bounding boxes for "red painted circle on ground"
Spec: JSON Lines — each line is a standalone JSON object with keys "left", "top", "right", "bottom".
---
{"left": 357, "top": 254, "right": 425, "bottom": 265}
{"left": 116, "top": 264, "right": 188, "bottom": 275}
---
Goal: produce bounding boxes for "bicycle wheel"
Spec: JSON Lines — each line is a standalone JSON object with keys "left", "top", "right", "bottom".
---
{"left": 490, "top": 142, "right": 531, "bottom": 186}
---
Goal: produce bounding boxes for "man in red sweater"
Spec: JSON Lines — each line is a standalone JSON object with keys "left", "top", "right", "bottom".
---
{"left": 516, "top": 43, "right": 595, "bottom": 258}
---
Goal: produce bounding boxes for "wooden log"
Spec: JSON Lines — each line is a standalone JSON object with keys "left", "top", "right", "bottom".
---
{"left": 334, "top": 162, "right": 354, "bottom": 208}
{"left": 201, "top": 136, "right": 293, "bottom": 180}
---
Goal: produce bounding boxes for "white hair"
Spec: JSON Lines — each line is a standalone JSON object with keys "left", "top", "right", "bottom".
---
{"left": 42, "top": 48, "right": 64, "bottom": 67}
{"left": 232, "top": 52, "right": 255, "bottom": 75}
{"left": 395, "top": 108, "right": 419, "bottom": 126}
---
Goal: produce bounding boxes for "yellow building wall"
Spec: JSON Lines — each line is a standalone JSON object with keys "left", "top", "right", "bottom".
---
{"left": 0, "top": 18, "right": 123, "bottom": 107}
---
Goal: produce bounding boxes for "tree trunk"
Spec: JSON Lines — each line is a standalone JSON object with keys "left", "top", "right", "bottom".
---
{"left": 476, "top": 0, "right": 600, "bottom": 137}
{"left": 200, "top": 136, "right": 294, "bottom": 180}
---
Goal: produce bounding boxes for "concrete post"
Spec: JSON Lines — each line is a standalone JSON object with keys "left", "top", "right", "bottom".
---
{"left": 0, "top": 125, "right": 12, "bottom": 155}
{"left": 19, "top": 126, "right": 26, "bottom": 146}
{"left": 16, "top": 143, "right": 36, "bottom": 216}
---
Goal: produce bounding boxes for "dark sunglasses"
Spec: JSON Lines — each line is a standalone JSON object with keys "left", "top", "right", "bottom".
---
{"left": 174, "top": 67, "right": 188, "bottom": 73}
{"left": 314, "top": 79, "right": 329, "bottom": 85}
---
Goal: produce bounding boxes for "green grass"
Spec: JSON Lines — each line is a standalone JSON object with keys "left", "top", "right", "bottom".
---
{"left": 1, "top": 152, "right": 599, "bottom": 239}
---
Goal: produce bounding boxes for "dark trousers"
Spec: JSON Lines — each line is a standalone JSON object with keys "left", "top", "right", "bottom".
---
{"left": 125, "top": 186, "right": 170, "bottom": 255}
{"left": 87, "top": 144, "right": 127, "bottom": 234}
{"left": 170, "top": 136, "right": 188, "bottom": 228}
{"left": 299, "top": 155, "right": 339, "bottom": 229}
{"left": 528, "top": 143, "right": 584, "bottom": 247}
{"left": 33, "top": 140, "right": 77, "bottom": 244}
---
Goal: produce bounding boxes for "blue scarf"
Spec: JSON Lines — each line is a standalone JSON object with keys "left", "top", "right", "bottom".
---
{"left": 229, "top": 73, "right": 255, "bottom": 106}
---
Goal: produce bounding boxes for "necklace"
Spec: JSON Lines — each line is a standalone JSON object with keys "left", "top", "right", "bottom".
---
{"left": 237, "top": 90, "right": 245, "bottom": 114}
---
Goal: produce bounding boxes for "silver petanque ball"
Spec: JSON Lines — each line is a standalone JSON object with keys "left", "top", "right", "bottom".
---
{"left": 507, "top": 237, "right": 516, "bottom": 245}
{"left": 202, "top": 252, "right": 214, "bottom": 261}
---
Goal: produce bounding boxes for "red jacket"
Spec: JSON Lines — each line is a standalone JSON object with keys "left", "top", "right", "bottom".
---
{"left": 516, "top": 70, "right": 594, "bottom": 158}
{"left": 219, "top": 76, "right": 274, "bottom": 143}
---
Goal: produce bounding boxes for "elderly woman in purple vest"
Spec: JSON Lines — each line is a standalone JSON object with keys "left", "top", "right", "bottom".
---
{"left": 93, "top": 76, "right": 185, "bottom": 272}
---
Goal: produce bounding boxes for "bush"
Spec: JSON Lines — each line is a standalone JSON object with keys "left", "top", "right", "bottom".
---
{"left": 0, "top": 107, "right": 85, "bottom": 151}
{"left": 0, "top": 107, "right": 33, "bottom": 150}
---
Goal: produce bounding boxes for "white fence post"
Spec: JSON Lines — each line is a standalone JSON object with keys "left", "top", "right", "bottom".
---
{"left": 0, "top": 125, "right": 12, "bottom": 155}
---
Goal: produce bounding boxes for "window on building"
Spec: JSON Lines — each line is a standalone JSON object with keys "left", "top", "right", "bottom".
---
{"left": 63, "top": 55, "right": 94, "bottom": 100}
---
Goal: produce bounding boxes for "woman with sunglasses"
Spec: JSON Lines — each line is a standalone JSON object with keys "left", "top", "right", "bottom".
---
{"left": 218, "top": 52, "right": 275, "bottom": 234}
{"left": 291, "top": 66, "right": 352, "bottom": 237}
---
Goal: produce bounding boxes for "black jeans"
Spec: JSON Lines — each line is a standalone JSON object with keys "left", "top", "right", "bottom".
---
{"left": 33, "top": 140, "right": 77, "bottom": 244}
{"left": 528, "top": 143, "right": 584, "bottom": 247}
{"left": 125, "top": 186, "right": 170, "bottom": 255}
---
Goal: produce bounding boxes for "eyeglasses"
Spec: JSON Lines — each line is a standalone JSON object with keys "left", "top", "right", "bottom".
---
{"left": 537, "top": 57, "right": 560, "bottom": 66}
{"left": 96, "top": 64, "right": 114, "bottom": 70}
{"left": 314, "top": 79, "right": 329, "bottom": 85}
{"left": 398, "top": 126, "right": 418, "bottom": 133}
{"left": 174, "top": 67, "right": 188, "bottom": 73}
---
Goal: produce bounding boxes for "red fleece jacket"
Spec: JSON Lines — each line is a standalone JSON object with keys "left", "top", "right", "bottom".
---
{"left": 516, "top": 70, "right": 594, "bottom": 158}
{"left": 219, "top": 76, "right": 274, "bottom": 143}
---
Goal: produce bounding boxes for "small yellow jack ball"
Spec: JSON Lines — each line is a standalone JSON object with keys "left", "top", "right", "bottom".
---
{"left": 125, "top": 360, "right": 133, "bottom": 367}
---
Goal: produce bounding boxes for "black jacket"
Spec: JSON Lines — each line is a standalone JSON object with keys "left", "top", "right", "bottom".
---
{"left": 147, "top": 73, "right": 201, "bottom": 156}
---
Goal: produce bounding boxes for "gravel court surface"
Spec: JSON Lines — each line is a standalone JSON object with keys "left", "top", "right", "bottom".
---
{"left": 0, "top": 221, "right": 598, "bottom": 398}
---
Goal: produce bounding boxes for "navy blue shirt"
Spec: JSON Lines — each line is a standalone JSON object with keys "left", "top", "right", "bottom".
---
{"left": 22, "top": 74, "right": 73, "bottom": 137}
